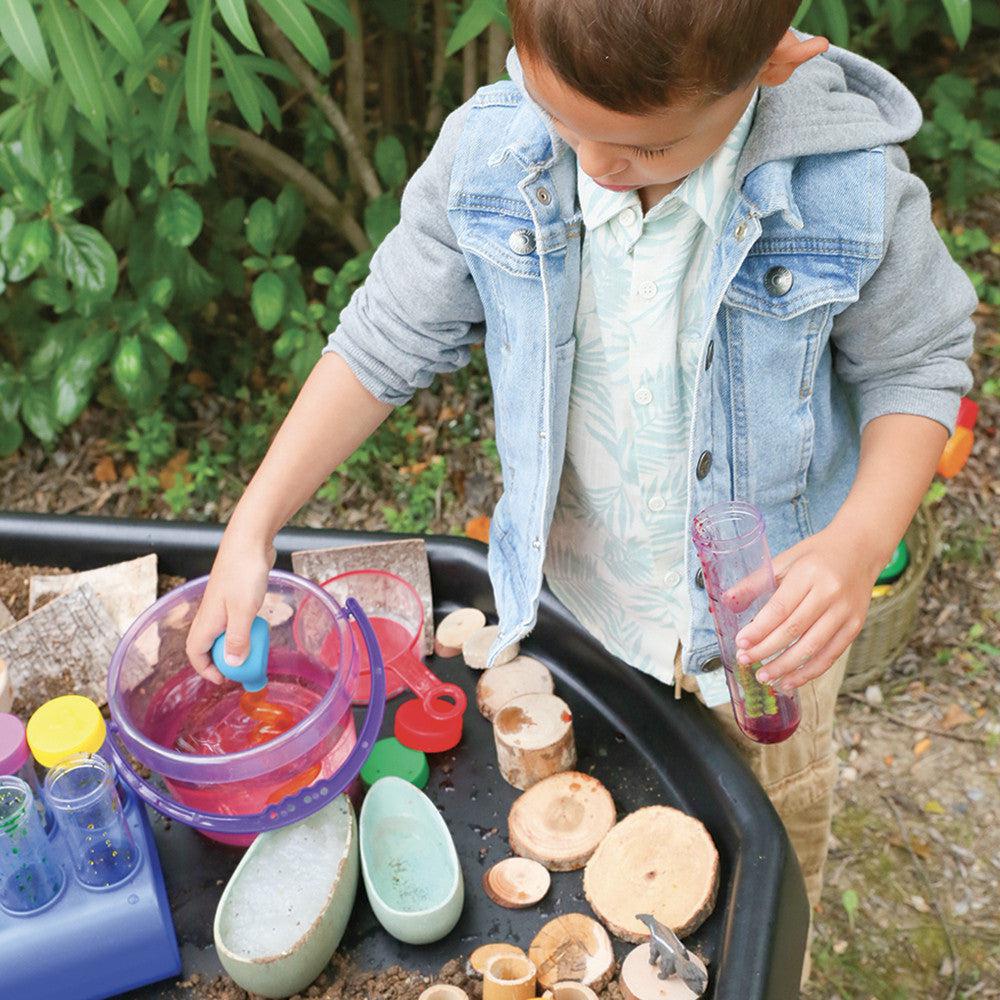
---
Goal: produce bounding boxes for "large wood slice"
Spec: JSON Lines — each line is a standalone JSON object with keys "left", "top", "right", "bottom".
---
{"left": 462, "top": 625, "right": 519, "bottom": 670}
{"left": 493, "top": 694, "right": 575, "bottom": 790}
{"left": 434, "top": 608, "right": 487, "bottom": 658}
{"left": 528, "top": 913, "right": 615, "bottom": 991}
{"left": 583, "top": 807, "right": 719, "bottom": 942}
{"left": 619, "top": 942, "right": 708, "bottom": 1000}
{"left": 508, "top": 772, "right": 615, "bottom": 871}
{"left": 483, "top": 857, "right": 551, "bottom": 909}
{"left": 477, "top": 657, "right": 554, "bottom": 720}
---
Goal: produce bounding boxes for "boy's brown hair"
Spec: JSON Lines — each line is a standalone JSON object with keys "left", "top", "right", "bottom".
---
{"left": 509, "top": 0, "right": 801, "bottom": 113}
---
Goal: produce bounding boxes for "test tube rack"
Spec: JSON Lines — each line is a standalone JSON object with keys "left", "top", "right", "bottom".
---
{"left": 0, "top": 779, "right": 181, "bottom": 1000}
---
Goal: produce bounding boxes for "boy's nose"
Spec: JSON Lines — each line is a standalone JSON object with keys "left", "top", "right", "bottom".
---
{"left": 576, "top": 141, "right": 630, "bottom": 183}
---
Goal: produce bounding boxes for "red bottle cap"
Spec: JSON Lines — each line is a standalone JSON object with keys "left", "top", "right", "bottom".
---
{"left": 956, "top": 397, "right": 979, "bottom": 430}
{"left": 394, "top": 692, "right": 465, "bottom": 754}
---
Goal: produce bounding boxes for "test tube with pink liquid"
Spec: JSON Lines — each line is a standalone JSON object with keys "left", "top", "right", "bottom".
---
{"left": 692, "top": 501, "right": 800, "bottom": 744}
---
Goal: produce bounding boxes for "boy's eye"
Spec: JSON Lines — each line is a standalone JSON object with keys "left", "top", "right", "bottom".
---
{"left": 628, "top": 145, "right": 671, "bottom": 159}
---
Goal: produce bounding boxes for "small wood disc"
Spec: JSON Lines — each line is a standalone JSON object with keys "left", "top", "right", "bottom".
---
{"left": 547, "top": 984, "right": 601, "bottom": 1000}
{"left": 494, "top": 694, "right": 576, "bottom": 791}
{"left": 508, "top": 771, "right": 615, "bottom": 871}
{"left": 435, "top": 607, "right": 487, "bottom": 657}
{"left": 620, "top": 942, "right": 708, "bottom": 1000}
{"left": 469, "top": 943, "right": 528, "bottom": 977}
{"left": 529, "top": 914, "right": 615, "bottom": 992}
{"left": 462, "top": 625, "right": 519, "bottom": 670}
{"left": 477, "top": 656, "right": 555, "bottom": 720}
{"left": 583, "top": 806, "right": 719, "bottom": 942}
{"left": 419, "top": 987, "right": 469, "bottom": 1000}
{"left": 483, "top": 857, "right": 551, "bottom": 909}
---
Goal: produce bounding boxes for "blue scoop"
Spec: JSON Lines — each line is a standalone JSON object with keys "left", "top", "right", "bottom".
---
{"left": 211, "top": 617, "right": 270, "bottom": 692}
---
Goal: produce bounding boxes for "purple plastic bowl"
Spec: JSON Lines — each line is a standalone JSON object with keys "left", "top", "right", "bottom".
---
{"left": 106, "top": 570, "right": 385, "bottom": 837}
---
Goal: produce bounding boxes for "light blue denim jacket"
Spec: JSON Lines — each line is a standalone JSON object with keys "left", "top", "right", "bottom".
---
{"left": 328, "top": 45, "right": 976, "bottom": 679}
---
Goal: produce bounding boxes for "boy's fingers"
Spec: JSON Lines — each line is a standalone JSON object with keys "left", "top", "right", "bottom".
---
{"left": 735, "top": 574, "right": 809, "bottom": 648}
{"left": 777, "top": 623, "right": 855, "bottom": 690}
{"left": 737, "top": 588, "right": 825, "bottom": 666}
{"left": 186, "top": 606, "right": 227, "bottom": 684}
{"left": 222, "top": 604, "right": 255, "bottom": 666}
{"left": 755, "top": 611, "right": 841, "bottom": 683}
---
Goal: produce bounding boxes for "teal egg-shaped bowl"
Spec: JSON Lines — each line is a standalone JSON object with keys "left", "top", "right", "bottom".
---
{"left": 214, "top": 795, "right": 358, "bottom": 998}
{"left": 360, "top": 776, "right": 464, "bottom": 945}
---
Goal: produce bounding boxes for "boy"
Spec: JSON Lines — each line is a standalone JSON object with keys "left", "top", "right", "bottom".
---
{"left": 188, "top": 0, "right": 975, "bottom": 980}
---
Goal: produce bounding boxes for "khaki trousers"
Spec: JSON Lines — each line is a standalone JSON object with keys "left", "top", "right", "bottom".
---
{"left": 678, "top": 647, "right": 849, "bottom": 985}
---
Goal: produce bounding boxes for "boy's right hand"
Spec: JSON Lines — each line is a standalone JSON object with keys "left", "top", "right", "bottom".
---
{"left": 185, "top": 532, "right": 276, "bottom": 683}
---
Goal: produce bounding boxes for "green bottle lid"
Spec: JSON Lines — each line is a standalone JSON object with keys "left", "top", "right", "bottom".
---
{"left": 360, "top": 737, "right": 429, "bottom": 789}
{"left": 877, "top": 540, "right": 909, "bottom": 585}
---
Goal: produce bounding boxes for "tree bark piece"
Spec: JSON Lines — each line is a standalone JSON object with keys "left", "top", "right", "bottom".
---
{"left": 483, "top": 857, "right": 551, "bottom": 909}
{"left": 462, "top": 625, "right": 518, "bottom": 670}
{"left": 435, "top": 608, "right": 487, "bottom": 658}
{"left": 494, "top": 694, "right": 575, "bottom": 790}
{"left": 0, "top": 598, "right": 14, "bottom": 630}
{"left": 583, "top": 807, "right": 719, "bottom": 942}
{"left": 508, "top": 772, "right": 615, "bottom": 871}
{"left": 477, "top": 657, "right": 554, "bottom": 720}
{"left": 483, "top": 953, "right": 537, "bottom": 1000}
{"left": 0, "top": 659, "right": 12, "bottom": 713}
{"left": 619, "top": 942, "right": 708, "bottom": 1000}
{"left": 468, "top": 943, "right": 528, "bottom": 978}
{"left": 529, "top": 914, "right": 615, "bottom": 992}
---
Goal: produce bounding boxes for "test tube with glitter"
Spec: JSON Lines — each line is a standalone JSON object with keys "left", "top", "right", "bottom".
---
{"left": 0, "top": 775, "right": 63, "bottom": 913}
{"left": 44, "top": 753, "right": 138, "bottom": 888}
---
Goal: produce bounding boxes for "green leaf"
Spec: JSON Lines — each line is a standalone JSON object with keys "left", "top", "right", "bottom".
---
{"left": 972, "top": 137, "right": 1000, "bottom": 174}
{"left": 217, "top": 0, "right": 263, "bottom": 53}
{"left": 214, "top": 30, "right": 263, "bottom": 132}
{"left": 446, "top": 0, "right": 495, "bottom": 55}
{"left": 306, "top": 0, "right": 359, "bottom": 35}
{"left": 246, "top": 197, "right": 278, "bottom": 255}
{"left": 841, "top": 888, "right": 859, "bottom": 927}
{"left": 145, "top": 319, "right": 189, "bottom": 363}
{"left": 55, "top": 223, "right": 119, "bottom": 297}
{"left": 103, "top": 192, "right": 135, "bottom": 249}
{"left": 0, "top": 367, "right": 21, "bottom": 423}
{"left": 5, "top": 219, "right": 53, "bottom": 281}
{"left": 941, "top": 0, "right": 972, "bottom": 47}
{"left": 112, "top": 335, "right": 154, "bottom": 408}
{"left": 363, "top": 192, "right": 401, "bottom": 247}
{"left": 374, "top": 134, "right": 407, "bottom": 188}
{"left": 128, "top": 0, "right": 171, "bottom": 37}
{"left": 76, "top": 0, "right": 144, "bottom": 63}
{"left": 185, "top": 0, "right": 213, "bottom": 133}
{"left": 251, "top": 271, "right": 286, "bottom": 330}
{"left": 111, "top": 142, "right": 132, "bottom": 188}
{"left": 146, "top": 276, "right": 174, "bottom": 308}
{"left": 0, "top": 417, "right": 23, "bottom": 456}
{"left": 45, "top": 0, "right": 107, "bottom": 136}
{"left": 275, "top": 184, "right": 305, "bottom": 251}
{"left": 792, "top": 0, "right": 815, "bottom": 25}
{"left": 258, "top": 0, "right": 330, "bottom": 74}
{"left": 158, "top": 70, "right": 186, "bottom": 148}
{"left": 51, "top": 330, "right": 114, "bottom": 425}
{"left": 21, "top": 383, "right": 58, "bottom": 444}
{"left": 0, "top": 0, "right": 53, "bottom": 87}
{"left": 816, "top": 0, "right": 850, "bottom": 47}
{"left": 155, "top": 188, "right": 204, "bottom": 247}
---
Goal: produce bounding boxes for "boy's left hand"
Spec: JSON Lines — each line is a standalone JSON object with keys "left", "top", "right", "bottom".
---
{"left": 734, "top": 525, "right": 884, "bottom": 691}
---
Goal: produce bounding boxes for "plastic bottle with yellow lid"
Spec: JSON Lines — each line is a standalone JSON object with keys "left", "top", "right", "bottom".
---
{"left": 26, "top": 695, "right": 107, "bottom": 769}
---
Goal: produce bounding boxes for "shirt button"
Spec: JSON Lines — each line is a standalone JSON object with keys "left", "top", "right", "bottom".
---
{"left": 638, "top": 280, "right": 657, "bottom": 299}
{"left": 663, "top": 570, "right": 682, "bottom": 588}
{"left": 696, "top": 450, "right": 712, "bottom": 480}
{"left": 633, "top": 386, "right": 652, "bottom": 406}
{"left": 647, "top": 495, "right": 665, "bottom": 513}
{"left": 618, "top": 208, "right": 636, "bottom": 227}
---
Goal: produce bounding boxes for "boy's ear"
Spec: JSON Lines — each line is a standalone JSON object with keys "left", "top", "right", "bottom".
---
{"left": 758, "top": 30, "right": 830, "bottom": 87}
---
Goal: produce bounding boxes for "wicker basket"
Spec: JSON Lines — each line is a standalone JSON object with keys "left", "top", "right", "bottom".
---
{"left": 842, "top": 503, "right": 939, "bottom": 693}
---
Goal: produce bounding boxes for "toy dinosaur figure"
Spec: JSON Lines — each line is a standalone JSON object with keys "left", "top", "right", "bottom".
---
{"left": 635, "top": 913, "right": 709, "bottom": 996}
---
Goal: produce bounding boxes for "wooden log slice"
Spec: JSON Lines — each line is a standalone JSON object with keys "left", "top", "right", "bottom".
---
{"left": 463, "top": 625, "right": 519, "bottom": 670}
{"left": 583, "top": 806, "right": 719, "bottom": 942}
{"left": 619, "top": 942, "right": 708, "bottom": 1000}
{"left": 469, "top": 943, "right": 528, "bottom": 978}
{"left": 477, "top": 657, "right": 554, "bottom": 720}
{"left": 508, "top": 772, "right": 615, "bottom": 872}
{"left": 483, "top": 954, "right": 538, "bottom": 1000}
{"left": 419, "top": 987, "right": 469, "bottom": 1000}
{"left": 545, "top": 984, "right": 601, "bottom": 1000}
{"left": 483, "top": 857, "right": 551, "bottom": 909}
{"left": 528, "top": 913, "right": 615, "bottom": 992}
{"left": 435, "top": 608, "right": 487, "bottom": 658}
{"left": 493, "top": 694, "right": 576, "bottom": 791}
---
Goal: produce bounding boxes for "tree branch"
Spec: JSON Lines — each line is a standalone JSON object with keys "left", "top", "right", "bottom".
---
{"left": 462, "top": 36, "right": 479, "bottom": 102}
{"left": 257, "top": 9, "right": 382, "bottom": 202}
{"left": 210, "top": 121, "right": 369, "bottom": 254}
{"left": 486, "top": 21, "right": 508, "bottom": 81}
{"left": 424, "top": 0, "right": 448, "bottom": 135}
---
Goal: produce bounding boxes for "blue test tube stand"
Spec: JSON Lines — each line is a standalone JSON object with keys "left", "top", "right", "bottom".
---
{"left": 0, "top": 778, "right": 181, "bottom": 1000}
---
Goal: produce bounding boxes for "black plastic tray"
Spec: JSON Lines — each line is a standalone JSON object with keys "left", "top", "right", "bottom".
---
{"left": 0, "top": 512, "right": 808, "bottom": 999}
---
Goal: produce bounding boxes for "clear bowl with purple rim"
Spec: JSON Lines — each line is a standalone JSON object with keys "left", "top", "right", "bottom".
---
{"left": 106, "top": 570, "right": 386, "bottom": 846}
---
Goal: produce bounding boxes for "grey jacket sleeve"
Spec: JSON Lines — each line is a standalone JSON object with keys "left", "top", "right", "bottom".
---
{"left": 324, "top": 103, "right": 485, "bottom": 405}
{"left": 831, "top": 146, "right": 976, "bottom": 434}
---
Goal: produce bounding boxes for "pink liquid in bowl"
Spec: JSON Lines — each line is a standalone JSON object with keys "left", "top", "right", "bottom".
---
{"left": 143, "top": 649, "right": 356, "bottom": 846}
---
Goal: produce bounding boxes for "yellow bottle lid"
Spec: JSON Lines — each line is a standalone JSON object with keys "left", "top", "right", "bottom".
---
{"left": 26, "top": 695, "right": 107, "bottom": 769}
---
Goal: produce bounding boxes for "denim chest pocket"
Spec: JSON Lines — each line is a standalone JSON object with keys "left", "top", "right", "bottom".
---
{"left": 724, "top": 250, "right": 866, "bottom": 320}
{"left": 454, "top": 203, "right": 567, "bottom": 281}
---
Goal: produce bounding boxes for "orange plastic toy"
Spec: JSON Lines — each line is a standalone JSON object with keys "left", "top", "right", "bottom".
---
{"left": 937, "top": 397, "right": 979, "bottom": 478}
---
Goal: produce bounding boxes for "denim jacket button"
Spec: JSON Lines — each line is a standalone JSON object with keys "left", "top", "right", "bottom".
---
{"left": 695, "top": 568, "right": 705, "bottom": 589}
{"left": 508, "top": 229, "right": 535, "bottom": 255}
{"left": 535, "top": 186, "right": 552, "bottom": 205}
{"left": 703, "top": 656, "right": 723, "bottom": 672}
{"left": 696, "top": 450, "right": 712, "bottom": 480}
{"left": 704, "top": 340, "right": 715, "bottom": 371}
{"left": 764, "top": 265, "right": 794, "bottom": 296}
{"left": 734, "top": 220, "right": 748, "bottom": 241}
